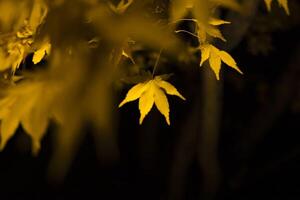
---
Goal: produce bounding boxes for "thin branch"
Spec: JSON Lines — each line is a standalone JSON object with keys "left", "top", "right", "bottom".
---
{"left": 152, "top": 48, "right": 163, "bottom": 77}
{"left": 175, "top": 30, "right": 200, "bottom": 39}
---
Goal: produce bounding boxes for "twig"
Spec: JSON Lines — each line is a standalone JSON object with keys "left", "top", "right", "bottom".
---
{"left": 152, "top": 48, "right": 163, "bottom": 77}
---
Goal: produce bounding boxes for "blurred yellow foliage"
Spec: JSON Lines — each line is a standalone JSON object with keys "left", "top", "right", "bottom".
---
{"left": 264, "top": 0, "right": 290, "bottom": 15}
{"left": 0, "top": 0, "right": 289, "bottom": 179}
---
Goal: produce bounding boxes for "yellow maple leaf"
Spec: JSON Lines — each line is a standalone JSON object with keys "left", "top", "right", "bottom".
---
{"left": 264, "top": 0, "right": 290, "bottom": 15}
{"left": 175, "top": 17, "right": 230, "bottom": 43}
{"left": 198, "top": 18, "right": 231, "bottom": 43}
{"left": 32, "top": 41, "right": 51, "bottom": 64}
{"left": 0, "top": 81, "right": 56, "bottom": 155}
{"left": 119, "top": 76, "right": 185, "bottom": 125}
{"left": 199, "top": 44, "right": 243, "bottom": 80}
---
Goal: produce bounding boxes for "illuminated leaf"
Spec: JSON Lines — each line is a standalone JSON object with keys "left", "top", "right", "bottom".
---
{"left": 209, "top": 47, "right": 222, "bottom": 80}
{"left": 205, "top": 26, "right": 226, "bottom": 42}
{"left": 32, "top": 41, "right": 51, "bottom": 64}
{"left": 196, "top": 17, "right": 231, "bottom": 43}
{"left": 119, "top": 76, "right": 185, "bottom": 125}
{"left": 153, "top": 84, "right": 170, "bottom": 125}
{"left": 119, "top": 82, "right": 148, "bottom": 107}
{"left": 199, "top": 44, "right": 243, "bottom": 80}
{"left": 138, "top": 84, "right": 155, "bottom": 124}
{"left": 200, "top": 44, "right": 210, "bottom": 66}
{"left": 155, "top": 76, "right": 186, "bottom": 100}
{"left": 208, "top": 18, "right": 231, "bottom": 26}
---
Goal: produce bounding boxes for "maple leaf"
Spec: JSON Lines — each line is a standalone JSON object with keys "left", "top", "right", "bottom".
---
{"left": 264, "top": 0, "right": 290, "bottom": 15}
{"left": 170, "top": 0, "right": 231, "bottom": 43}
{"left": 197, "top": 18, "right": 231, "bottom": 43}
{"left": 199, "top": 44, "right": 243, "bottom": 80}
{"left": 0, "top": 81, "right": 56, "bottom": 155}
{"left": 119, "top": 76, "right": 185, "bottom": 125}
{"left": 174, "top": 17, "right": 230, "bottom": 44}
{"left": 32, "top": 40, "right": 51, "bottom": 64}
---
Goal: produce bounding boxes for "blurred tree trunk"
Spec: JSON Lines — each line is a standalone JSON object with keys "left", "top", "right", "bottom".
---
{"left": 197, "top": 68, "right": 222, "bottom": 200}
{"left": 232, "top": 40, "right": 300, "bottom": 189}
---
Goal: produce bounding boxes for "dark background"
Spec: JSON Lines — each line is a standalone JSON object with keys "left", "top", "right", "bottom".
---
{"left": 0, "top": 1, "right": 300, "bottom": 199}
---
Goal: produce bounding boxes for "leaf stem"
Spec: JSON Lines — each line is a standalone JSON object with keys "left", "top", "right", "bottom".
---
{"left": 175, "top": 30, "right": 200, "bottom": 39}
{"left": 152, "top": 48, "right": 163, "bottom": 77}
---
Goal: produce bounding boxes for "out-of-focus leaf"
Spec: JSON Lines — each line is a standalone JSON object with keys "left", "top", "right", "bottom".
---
{"left": 264, "top": 0, "right": 290, "bottom": 15}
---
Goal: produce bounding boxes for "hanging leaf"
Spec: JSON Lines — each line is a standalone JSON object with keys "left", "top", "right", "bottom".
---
{"left": 119, "top": 75, "right": 185, "bottom": 125}
{"left": 199, "top": 44, "right": 243, "bottom": 80}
